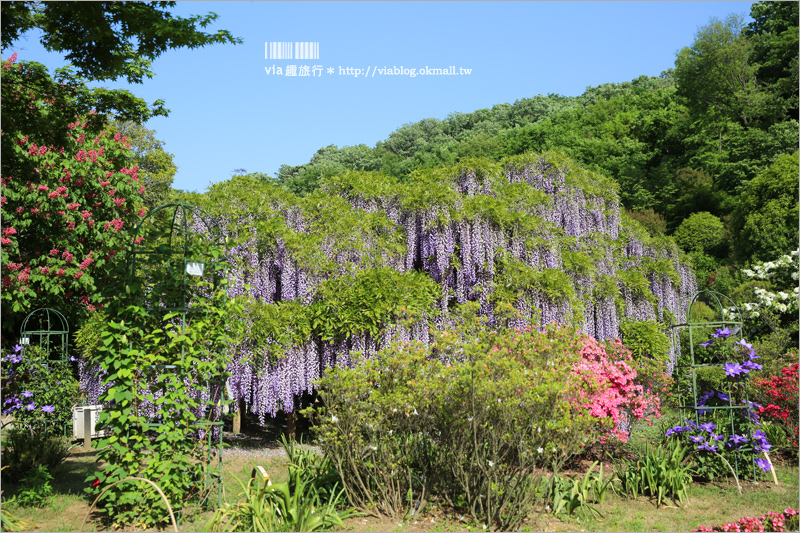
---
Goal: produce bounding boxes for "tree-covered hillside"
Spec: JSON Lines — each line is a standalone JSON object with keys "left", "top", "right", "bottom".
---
{"left": 268, "top": 1, "right": 798, "bottom": 273}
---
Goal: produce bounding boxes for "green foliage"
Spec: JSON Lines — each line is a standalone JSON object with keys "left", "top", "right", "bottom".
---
{"left": 306, "top": 315, "right": 603, "bottom": 531}
{"left": 730, "top": 151, "right": 799, "bottom": 263}
{"left": 204, "top": 461, "right": 355, "bottom": 532}
{"left": 0, "top": 428, "right": 71, "bottom": 481}
{"left": 12, "top": 466, "right": 54, "bottom": 508}
{"left": 627, "top": 209, "right": 668, "bottom": 237}
{"left": 673, "top": 212, "right": 726, "bottom": 255}
{"left": 674, "top": 14, "right": 769, "bottom": 129}
{"left": 1, "top": 2, "right": 241, "bottom": 84}
{"left": 308, "top": 268, "right": 439, "bottom": 343}
{"left": 615, "top": 441, "right": 691, "bottom": 508}
{"left": 543, "top": 462, "right": 613, "bottom": 520}
{"left": 84, "top": 223, "right": 241, "bottom": 529}
{"left": 0, "top": 345, "right": 81, "bottom": 432}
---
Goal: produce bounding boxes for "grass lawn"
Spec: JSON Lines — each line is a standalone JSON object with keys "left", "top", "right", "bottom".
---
{"left": 2, "top": 428, "right": 797, "bottom": 532}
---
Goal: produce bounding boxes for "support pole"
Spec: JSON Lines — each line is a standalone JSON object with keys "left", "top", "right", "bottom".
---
{"left": 233, "top": 398, "right": 246, "bottom": 434}
{"left": 83, "top": 408, "right": 92, "bottom": 450}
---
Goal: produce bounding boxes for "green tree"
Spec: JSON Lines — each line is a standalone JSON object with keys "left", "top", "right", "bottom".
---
{"left": 2, "top": 1, "right": 240, "bottom": 84}
{"left": 673, "top": 211, "right": 726, "bottom": 256}
{"left": 730, "top": 151, "right": 800, "bottom": 263}
{"left": 746, "top": 1, "right": 799, "bottom": 122}
{"left": 110, "top": 121, "right": 177, "bottom": 210}
{"left": 674, "top": 14, "right": 770, "bottom": 129}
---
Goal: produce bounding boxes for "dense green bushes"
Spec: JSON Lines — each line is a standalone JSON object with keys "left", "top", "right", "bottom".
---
{"left": 305, "top": 308, "right": 668, "bottom": 530}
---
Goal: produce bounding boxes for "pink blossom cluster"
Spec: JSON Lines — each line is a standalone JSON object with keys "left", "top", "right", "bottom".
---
{"left": 693, "top": 508, "right": 798, "bottom": 532}
{"left": 103, "top": 218, "right": 124, "bottom": 232}
{"left": 570, "top": 337, "right": 661, "bottom": 442}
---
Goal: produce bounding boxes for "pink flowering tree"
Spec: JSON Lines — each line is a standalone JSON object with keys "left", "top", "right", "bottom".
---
{"left": 1, "top": 54, "right": 147, "bottom": 339}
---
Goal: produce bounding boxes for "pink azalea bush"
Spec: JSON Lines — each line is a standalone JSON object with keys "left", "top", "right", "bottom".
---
{"left": 570, "top": 336, "right": 664, "bottom": 442}
{"left": 693, "top": 508, "right": 799, "bottom": 532}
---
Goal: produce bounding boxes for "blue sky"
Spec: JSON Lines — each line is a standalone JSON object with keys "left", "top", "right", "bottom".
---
{"left": 4, "top": 1, "right": 753, "bottom": 192}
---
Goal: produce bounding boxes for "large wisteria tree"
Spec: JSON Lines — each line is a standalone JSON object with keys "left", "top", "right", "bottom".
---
{"left": 80, "top": 152, "right": 697, "bottom": 423}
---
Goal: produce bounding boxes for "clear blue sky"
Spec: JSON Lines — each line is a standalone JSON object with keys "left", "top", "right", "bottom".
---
{"left": 4, "top": 1, "right": 753, "bottom": 193}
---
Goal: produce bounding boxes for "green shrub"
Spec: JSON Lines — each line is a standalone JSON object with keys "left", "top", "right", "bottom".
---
{"left": 0, "top": 427, "right": 71, "bottom": 480}
{"left": 306, "top": 312, "right": 601, "bottom": 531}
{"left": 12, "top": 465, "right": 54, "bottom": 508}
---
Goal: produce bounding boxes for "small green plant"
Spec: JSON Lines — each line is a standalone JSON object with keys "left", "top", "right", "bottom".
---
{"left": 205, "top": 470, "right": 355, "bottom": 532}
{"left": 543, "top": 462, "right": 613, "bottom": 519}
{"left": 280, "top": 435, "right": 343, "bottom": 504}
{"left": 0, "top": 502, "right": 36, "bottom": 532}
{"left": 0, "top": 427, "right": 71, "bottom": 480}
{"left": 12, "top": 465, "right": 54, "bottom": 508}
{"left": 616, "top": 440, "right": 691, "bottom": 508}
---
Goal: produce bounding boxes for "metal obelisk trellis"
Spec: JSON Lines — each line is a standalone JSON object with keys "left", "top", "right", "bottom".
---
{"left": 127, "top": 203, "right": 228, "bottom": 507}
{"left": 671, "top": 289, "right": 757, "bottom": 480}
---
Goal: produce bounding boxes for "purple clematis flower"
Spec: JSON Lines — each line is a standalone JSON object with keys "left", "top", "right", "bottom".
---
{"left": 717, "top": 392, "right": 730, "bottom": 402}
{"left": 724, "top": 362, "right": 746, "bottom": 377}
{"left": 12, "top": 344, "right": 23, "bottom": 353}
{"left": 21, "top": 390, "right": 33, "bottom": 398}
{"left": 700, "top": 422, "right": 716, "bottom": 433}
{"left": 755, "top": 458, "right": 771, "bottom": 472}
{"left": 25, "top": 402, "right": 35, "bottom": 411}
{"left": 742, "top": 360, "right": 763, "bottom": 371}
{"left": 698, "top": 442, "right": 719, "bottom": 453}
{"left": 41, "top": 405, "right": 55, "bottom": 413}
{"left": 700, "top": 339, "right": 714, "bottom": 348}
{"left": 728, "top": 434, "right": 748, "bottom": 447}
{"left": 735, "top": 338, "right": 752, "bottom": 350}
{"left": 713, "top": 327, "right": 731, "bottom": 339}
{"left": 690, "top": 435, "right": 705, "bottom": 444}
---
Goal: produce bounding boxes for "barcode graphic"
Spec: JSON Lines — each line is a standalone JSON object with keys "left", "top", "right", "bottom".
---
{"left": 265, "top": 42, "right": 319, "bottom": 60}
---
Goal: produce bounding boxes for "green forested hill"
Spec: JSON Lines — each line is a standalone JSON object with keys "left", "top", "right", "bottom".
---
{"left": 264, "top": 1, "right": 798, "bottom": 274}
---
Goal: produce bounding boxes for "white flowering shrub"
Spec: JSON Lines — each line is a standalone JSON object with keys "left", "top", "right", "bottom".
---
{"left": 724, "top": 250, "right": 799, "bottom": 321}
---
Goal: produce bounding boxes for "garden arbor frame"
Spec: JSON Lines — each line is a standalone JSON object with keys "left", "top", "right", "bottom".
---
{"left": 127, "top": 203, "right": 229, "bottom": 507}
{"left": 672, "top": 289, "right": 757, "bottom": 480}
{"left": 18, "top": 307, "right": 72, "bottom": 436}
{"left": 19, "top": 307, "right": 69, "bottom": 363}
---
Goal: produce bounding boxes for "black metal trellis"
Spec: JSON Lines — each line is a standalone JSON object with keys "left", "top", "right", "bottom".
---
{"left": 127, "top": 203, "right": 229, "bottom": 508}
{"left": 671, "top": 289, "right": 758, "bottom": 481}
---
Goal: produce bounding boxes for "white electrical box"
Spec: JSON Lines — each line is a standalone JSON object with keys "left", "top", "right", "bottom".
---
{"left": 72, "top": 405, "right": 111, "bottom": 439}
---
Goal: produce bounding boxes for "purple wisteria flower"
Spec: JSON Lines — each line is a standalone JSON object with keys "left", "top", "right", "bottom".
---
{"left": 41, "top": 405, "right": 55, "bottom": 413}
